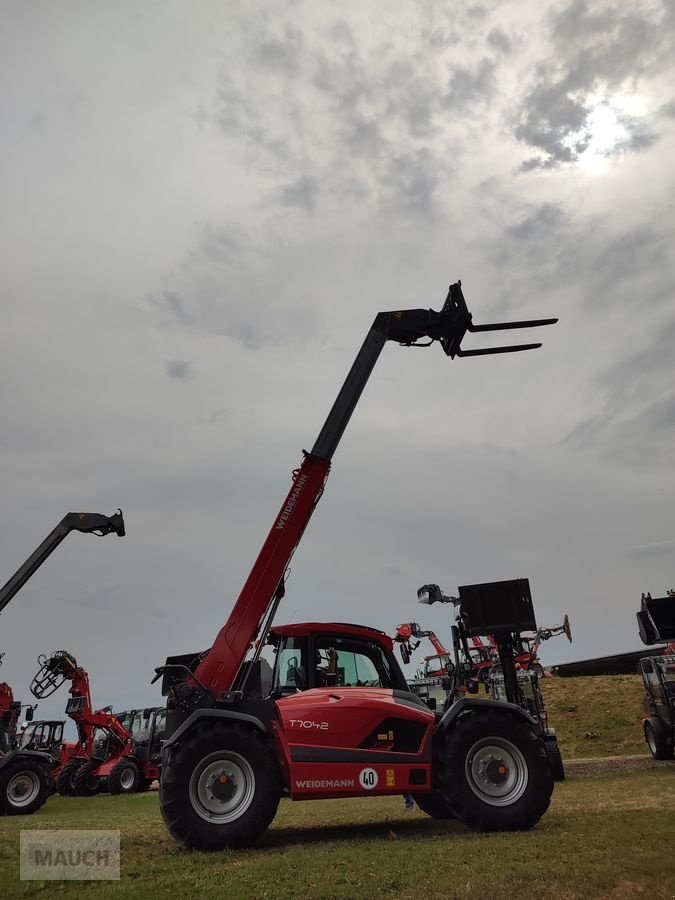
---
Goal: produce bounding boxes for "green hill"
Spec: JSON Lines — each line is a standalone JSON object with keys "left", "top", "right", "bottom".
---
{"left": 541, "top": 674, "right": 647, "bottom": 758}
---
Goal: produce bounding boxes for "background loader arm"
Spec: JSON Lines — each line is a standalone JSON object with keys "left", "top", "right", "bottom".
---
{"left": 0, "top": 511, "right": 125, "bottom": 615}
{"left": 394, "top": 622, "right": 449, "bottom": 657}
{"left": 187, "top": 283, "right": 556, "bottom": 699}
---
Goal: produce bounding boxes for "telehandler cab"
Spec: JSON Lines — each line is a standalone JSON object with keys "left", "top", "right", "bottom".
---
{"left": 155, "top": 282, "right": 557, "bottom": 850}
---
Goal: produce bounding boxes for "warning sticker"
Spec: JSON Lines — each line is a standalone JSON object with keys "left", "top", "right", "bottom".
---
{"left": 386, "top": 769, "right": 395, "bottom": 787}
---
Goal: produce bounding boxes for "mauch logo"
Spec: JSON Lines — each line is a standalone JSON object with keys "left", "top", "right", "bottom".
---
{"left": 20, "top": 830, "right": 120, "bottom": 881}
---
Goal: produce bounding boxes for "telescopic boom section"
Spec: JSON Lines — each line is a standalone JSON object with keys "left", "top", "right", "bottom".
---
{"left": 194, "top": 282, "right": 557, "bottom": 697}
{"left": 0, "top": 511, "right": 125, "bottom": 615}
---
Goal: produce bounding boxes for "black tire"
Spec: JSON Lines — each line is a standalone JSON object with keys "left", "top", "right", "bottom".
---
{"left": 414, "top": 790, "right": 455, "bottom": 819}
{"left": 529, "top": 663, "right": 545, "bottom": 679}
{"left": 0, "top": 758, "right": 50, "bottom": 816}
{"left": 545, "top": 739, "right": 565, "bottom": 781}
{"left": 108, "top": 759, "right": 141, "bottom": 795}
{"left": 57, "top": 759, "right": 85, "bottom": 796}
{"left": 72, "top": 759, "right": 103, "bottom": 797}
{"left": 437, "top": 710, "right": 554, "bottom": 831}
{"left": 160, "top": 723, "right": 281, "bottom": 850}
{"left": 644, "top": 718, "right": 674, "bottom": 760}
{"left": 136, "top": 776, "right": 152, "bottom": 793}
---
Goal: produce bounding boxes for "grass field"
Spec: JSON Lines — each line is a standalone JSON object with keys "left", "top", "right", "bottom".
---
{"left": 540, "top": 674, "right": 647, "bottom": 758}
{"left": 2, "top": 768, "right": 674, "bottom": 899}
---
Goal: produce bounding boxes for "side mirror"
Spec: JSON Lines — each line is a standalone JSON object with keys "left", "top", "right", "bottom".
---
{"left": 400, "top": 643, "right": 411, "bottom": 665}
{"left": 467, "top": 680, "right": 479, "bottom": 694}
{"left": 25, "top": 706, "right": 35, "bottom": 722}
{"left": 426, "top": 697, "right": 437, "bottom": 711}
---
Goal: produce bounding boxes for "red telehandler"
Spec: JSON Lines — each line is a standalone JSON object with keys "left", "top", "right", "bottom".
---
{"left": 154, "top": 281, "right": 557, "bottom": 850}
{"left": 0, "top": 511, "right": 124, "bottom": 814}
{"left": 30, "top": 651, "right": 164, "bottom": 795}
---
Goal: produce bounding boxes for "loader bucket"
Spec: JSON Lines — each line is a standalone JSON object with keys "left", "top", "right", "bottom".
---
{"left": 637, "top": 593, "right": 675, "bottom": 644}
{"left": 457, "top": 578, "right": 536, "bottom": 636}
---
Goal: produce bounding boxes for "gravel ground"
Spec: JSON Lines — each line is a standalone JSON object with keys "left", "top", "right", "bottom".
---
{"left": 563, "top": 754, "right": 675, "bottom": 775}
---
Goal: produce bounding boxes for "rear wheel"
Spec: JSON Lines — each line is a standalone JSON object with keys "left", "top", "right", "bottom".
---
{"left": 437, "top": 710, "right": 554, "bottom": 831}
{"left": 645, "top": 719, "right": 674, "bottom": 760}
{"left": 108, "top": 759, "right": 141, "bottom": 795}
{"left": 72, "top": 759, "right": 103, "bottom": 797}
{"left": 57, "top": 759, "right": 84, "bottom": 796}
{"left": 0, "top": 758, "right": 50, "bottom": 815}
{"left": 160, "top": 723, "right": 281, "bottom": 850}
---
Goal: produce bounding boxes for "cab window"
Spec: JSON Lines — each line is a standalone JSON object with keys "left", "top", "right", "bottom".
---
{"left": 315, "top": 637, "right": 394, "bottom": 688}
{"left": 273, "top": 637, "right": 308, "bottom": 691}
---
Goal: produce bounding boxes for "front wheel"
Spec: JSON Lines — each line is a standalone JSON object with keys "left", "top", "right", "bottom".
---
{"left": 645, "top": 719, "right": 674, "bottom": 760}
{"left": 57, "top": 759, "right": 85, "bottom": 796}
{"left": 0, "top": 758, "right": 50, "bottom": 815}
{"left": 108, "top": 759, "right": 141, "bottom": 795}
{"left": 72, "top": 759, "right": 103, "bottom": 797}
{"left": 437, "top": 710, "right": 554, "bottom": 831}
{"left": 160, "top": 723, "right": 281, "bottom": 850}
{"left": 545, "top": 739, "right": 565, "bottom": 781}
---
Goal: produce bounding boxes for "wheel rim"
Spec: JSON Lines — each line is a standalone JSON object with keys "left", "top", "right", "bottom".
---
{"left": 465, "top": 737, "right": 528, "bottom": 806}
{"left": 7, "top": 770, "right": 41, "bottom": 808}
{"left": 189, "top": 750, "right": 255, "bottom": 824}
{"left": 119, "top": 767, "right": 136, "bottom": 790}
{"left": 646, "top": 726, "right": 657, "bottom": 755}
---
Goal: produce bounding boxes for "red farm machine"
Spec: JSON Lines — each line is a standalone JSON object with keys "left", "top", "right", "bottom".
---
{"left": 153, "top": 281, "right": 558, "bottom": 850}
{"left": 637, "top": 591, "right": 675, "bottom": 759}
{"left": 0, "top": 511, "right": 124, "bottom": 814}
{"left": 406, "top": 581, "right": 567, "bottom": 780}
{"left": 30, "top": 650, "right": 165, "bottom": 795}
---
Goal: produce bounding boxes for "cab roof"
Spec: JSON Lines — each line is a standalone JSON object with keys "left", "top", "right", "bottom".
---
{"left": 269, "top": 622, "right": 393, "bottom": 651}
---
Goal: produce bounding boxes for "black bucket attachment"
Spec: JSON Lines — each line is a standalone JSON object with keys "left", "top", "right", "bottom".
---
{"left": 637, "top": 592, "right": 675, "bottom": 644}
{"left": 457, "top": 578, "right": 537, "bottom": 636}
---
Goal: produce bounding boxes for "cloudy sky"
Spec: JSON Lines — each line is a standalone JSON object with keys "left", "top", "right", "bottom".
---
{"left": 1, "top": 0, "right": 674, "bottom": 722}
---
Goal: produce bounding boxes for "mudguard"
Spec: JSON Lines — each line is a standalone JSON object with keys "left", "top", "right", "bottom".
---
{"left": 0, "top": 749, "right": 53, "bottom": 771}
{"left": 435, "top": 697, "right": 538, "bottom": 736}
{"left": 162, "top": 708, "right": 268, "bottom": 756}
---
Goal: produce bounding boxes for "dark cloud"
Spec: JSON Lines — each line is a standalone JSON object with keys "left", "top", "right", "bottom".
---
{"left": 148, "top": 290, "right": 194, "bottom": 326}
{"left": 166, "top": 360, "right": 191, "bottom": 380}
{"left": 280, "top": 175, "right": 318, "bottom": 213}
{"left": 564, "top": 314, "right": 675, "bottom": 466}
{"left": 444, "top": 59, "right": 497, "bottom": 110}
{"left": 487, "top": 26, "right": 513, "bottom": 55}
{"left": 513, "top": 0, "right": 673, "bottom": 169}
{"left": 202, "top": 19, "right": 502, "bottom": 218}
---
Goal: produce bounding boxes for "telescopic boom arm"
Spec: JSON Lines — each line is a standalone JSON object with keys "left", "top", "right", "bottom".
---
{"left": 190, "top": 282, "right": 557, "bottom": 698}
{"left": 0, "top": 511, "right": 125, "bottom": 615}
